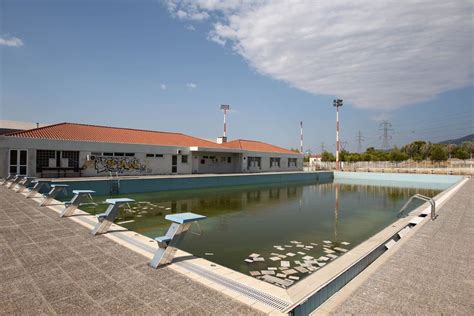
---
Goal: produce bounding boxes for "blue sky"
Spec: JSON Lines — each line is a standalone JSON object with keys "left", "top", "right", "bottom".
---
{"left": 1, "top": 0, "right": 473, "bottom": 153}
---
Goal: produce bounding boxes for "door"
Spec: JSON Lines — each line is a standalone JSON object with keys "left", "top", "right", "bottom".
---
{"left": 172, "top": 155, "right": 178, "bottom": 173}
{"left": 9, "top": 149, "right": 28, "bottom": 176}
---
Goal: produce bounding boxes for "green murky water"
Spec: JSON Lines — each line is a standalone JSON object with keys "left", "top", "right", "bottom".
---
{"left": 77, "top": 179, "right": 441, "bottom": 284}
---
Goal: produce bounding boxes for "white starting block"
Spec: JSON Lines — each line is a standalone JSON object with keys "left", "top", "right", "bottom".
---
{"left": 26, "top": 180, "right": 50, "bottom": 198}
{"left": 60, "top": 190, "right": 96, "bottom": 217}
{"left": 149, "top": 212, "right": 206, "bottom": 269}
{"left": 40, "top": 184, "right": 69, "bottom": 206}
{"left": 8, "top": 175, "right": 22, "bottom": 189}
{"left": 1, "top": 174, "right": 15, "bottom": 185}
{"left": 16, "top": 177, "right": 37, "bottom": 193}
{"left": 91, "top": 198, "right": 134, "bottom": 235}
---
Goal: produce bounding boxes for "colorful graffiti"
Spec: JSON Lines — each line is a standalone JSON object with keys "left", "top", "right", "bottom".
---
{"left": 91, "top": 156, "right": 150, "bottom": 174}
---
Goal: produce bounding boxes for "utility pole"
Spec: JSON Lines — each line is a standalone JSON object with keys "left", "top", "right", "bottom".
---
{"left": 333, "top": 99, "right": 343, "bottom": 169}
{"left": 217, "top": 104, "right": 230, "bottom": 144}
{"left": 300, "top": 121, "right": 303, "bottom": 154}
{"left": 379, "top": 121, "right": 393, "bottom": 150}
{"left": 356, "top": 131, "right": 365, "bottom": 153}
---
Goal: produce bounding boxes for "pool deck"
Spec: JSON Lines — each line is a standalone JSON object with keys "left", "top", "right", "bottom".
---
{"left": 317, "top": 178, "right": 474, "bottom": 315}
{"left": 0, "top": 185, "right": 262, "bottom": 315}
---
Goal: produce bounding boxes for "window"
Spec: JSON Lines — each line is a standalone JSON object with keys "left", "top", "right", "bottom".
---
{"left": 36, "top": 150, "right": 55, "bottom": 172}
{"left": 200, "top": 159, "right": 205, "bottom": 164}
{"left": 146, "top": 153, "right": 163, "bottom": 158}
{"left": 36, "top": 150, "right": 79, "bottom": 171}
{"left": 62, "top": 151, "right": 79, "bottom": 168}
{"left": 91, "top": 152, "right": 102, "bottom": 156}
{"left": 247, "top": 157, "right": 261, "bottom": 169}
{"left": 270, "top": 157, "right": 281, "bottom": 168}
{"left": 125, "top": 153, "right": 135, "bottom": 157}
{"left": 288, "top": 158, "right": 297, "bottom": 168}
{"left": 103, "top": 152, "right": 113, "bottom": 157}
{"left": 181, "top": 155, "right": 188, "bottom": 163}
{"left": 114, "top": 152, "right": 124, "bottom": 157}
{"left": 203, "top": 156, "right": 209, "bottom": 159}
{"left": 221, "top": 157, "right": 227, "bottom": 163}
{"left": 227, "top": 157, "right": 232, "bottom": 163}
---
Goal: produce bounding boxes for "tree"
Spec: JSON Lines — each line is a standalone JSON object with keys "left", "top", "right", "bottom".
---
{"left": 339, "top": 150, "right": 349, "bottom": 161}
{"left": 446, "top": 144, "right": 457, "bottom": 159}
{"left": 389, "top": 148, "right": 408, "bottom": 162}
{"left": 430, "top": 145, "right": 448, "bottom": 162}
{"left": 454, "top": 148, "right": 469, "bottom": 160}
{"left": 321, "top": 151, "right": 335, "bottom": 162}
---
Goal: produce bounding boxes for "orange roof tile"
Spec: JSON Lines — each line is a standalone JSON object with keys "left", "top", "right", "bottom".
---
{"left": 6, "top": 122, "right": 224, "bottom": 148}
{"left": 224, "top": 139, "right": 298, "bottom": 155}
{"left": 6, "top": 122, "right": 299, "bottom": 154}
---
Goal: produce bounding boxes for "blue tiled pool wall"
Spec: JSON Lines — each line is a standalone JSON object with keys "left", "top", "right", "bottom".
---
{"left": 45, "top": 172, "right": 334, "bottom": 196}
{"left": 37, "top": 171, "right": 462, "bottom": 197}
{"left": 334, "top": 171, "right": 463, "bottom": 184}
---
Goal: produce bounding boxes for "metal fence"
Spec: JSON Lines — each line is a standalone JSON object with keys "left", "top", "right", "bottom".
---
{"left": 304, "top": 160, "right": 474, "bottom": 175}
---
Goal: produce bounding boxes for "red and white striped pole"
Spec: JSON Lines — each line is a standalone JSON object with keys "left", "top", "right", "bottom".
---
{"left": 333, "top": 99, "right": 343, "bottom": 170}
{"left": 300, "top": 121, "right": 303, "bottom": 154}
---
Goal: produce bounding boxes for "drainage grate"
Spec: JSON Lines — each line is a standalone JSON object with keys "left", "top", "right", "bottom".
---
{"left": 178, "top": 261, "right": 291, "bottom": 311}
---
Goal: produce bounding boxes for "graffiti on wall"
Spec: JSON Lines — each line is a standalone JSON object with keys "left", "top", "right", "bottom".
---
{"left": 84, "top": 156, "right": 151, "bottom": 174}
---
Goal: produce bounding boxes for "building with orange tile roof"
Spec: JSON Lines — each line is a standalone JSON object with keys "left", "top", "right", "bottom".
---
{"left": 0, "top": 122, "right": 302, "bottom": 178}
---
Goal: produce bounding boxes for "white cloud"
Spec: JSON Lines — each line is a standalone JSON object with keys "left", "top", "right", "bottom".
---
{"left": 0, "top": 36, "right": 24, "bottom": 47}
{"left": 164, "top": 0, "right": 474, "bottom": 110}
{"left": 161, "top": 83, "right": 167, "bottom": 90}
{"left": 186, "top": 82, "right": 197, "bottom": 89}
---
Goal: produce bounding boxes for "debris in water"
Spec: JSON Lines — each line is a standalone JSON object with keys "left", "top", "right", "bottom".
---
{"left": 204, "top": 253, "right": 214, "bottom": 256}
{"left": 280, "top": 261, "right": 290, "bottom": 268}
{"left": 249, "top": 271, "right": 261, "bottom": 276}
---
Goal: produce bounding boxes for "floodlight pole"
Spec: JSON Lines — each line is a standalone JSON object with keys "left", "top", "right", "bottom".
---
{"left": 220, "top": 104, "right": 230, "bottom": 138}
{"left": 300, "top": 121, "right": 303, "bottom": 154}
{"left": 333, "top": 99, "right": 343, "bottom": 170}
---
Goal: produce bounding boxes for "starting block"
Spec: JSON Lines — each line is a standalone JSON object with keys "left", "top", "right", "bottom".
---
{"left": 40, "top": 184, "right": 69, "bottom": 206}
{"left": 1, "top": 174, "right": 15, "bottom": 185}
{"left": 149, "top": 212, "right": 206, "bottom": 268}
{"left": 60, "top": 190, "right": 96, "bottom": 217}
{"left": 16, "top": 177, "right": 37, "bottom": 193}
{"left": 8, "top": 175, "right": 22, "bottom": 189}
{"left": 26, "top": 180, "right": 50, "bottom": 198}
{"left": 91, "top": 198, "right": 134, "bottom": 235}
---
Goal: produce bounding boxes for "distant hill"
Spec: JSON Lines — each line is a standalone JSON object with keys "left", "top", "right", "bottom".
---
{"left": 438, "top": 134, "right": 474, "bottom": 145}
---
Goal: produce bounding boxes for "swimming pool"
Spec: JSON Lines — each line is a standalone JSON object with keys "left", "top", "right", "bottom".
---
{"left": 75, "top": 175, "right": 448, "bottom": 287}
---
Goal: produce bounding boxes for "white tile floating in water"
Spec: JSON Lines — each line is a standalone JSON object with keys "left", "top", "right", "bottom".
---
{"left": 277, "top": 254, "right": 287, "bottom": 259}
{"left": 294, "top": 266, "right": 309, "bottom": 273}
{"left": 269, "top": 257, "right": 281, "bottom": 261}
{"left": 302, "top": 256, "right": 314, "bottom": 260}
{"left": 290, "top": 241, "right": 301, "bottom": 244}
{"left": 318, "top": 256, "right": 330, "bottom": 261}
{"left": 307, "top": 266, "right": 318, "bottom": 271}
{"left": 284, "top": 245, "right": 293, "bottom": 248}
{"left": 286, "top": 253, "right": 296, "bottom": 257}
{"left": 253, "top": 257, "right": 265, "bottom": 262}
{"left": 268, "top": 267, "right": 277, "bottom": 270}
{"left": 276, "top": 273, "right": 286, "bottom": 278}
{"left": 204, "top": 253, "right": 214, "bottom": 256}
{"left": 323, "top": 240, "right": 332, "bottom": 244}
{"left": 305, "top": 245, "right": 314, "bottom": 249}
{"left": 294, "top": 260, "right": 302, "bottom": 265}
{"left": 297, "top": 252, "right": 306, "bottom": 255}
{"left": 296, "top": 244, "right": 305, "bottom": 248}
{"left": 249, "top": 271, "right": 261, "bottom": 276}
{"left": 341, "top": 241, "right": 350, "bottom": 245}
{"left": 165, "top": 208, "right": 171, "bottom": 210}
{"left": 289, "top": 276, "right": 300, "bottom": 280}
{"left": 244, "top": 259, "right": 253, "bottom": 263}
{"left": 334, "top": 247, "right": 348, "bottom": 253}
{"left": 281, "top": 261, "right": 290, "bottom": 268}
{"left": 261, "top": 275, "right": 293, "bottom": 287}
{"left": 323, "top": 249, "right": 336, "bottom": 254}
{"left": 310, "top": 243, "right": 318, "bottom": 246}
{"left": 282, "top": 269, "right": 298, "bottom": 275}
{"left": 248, "top": 253, "right": 260, "bottom": 258}
{"left": 261, "top": 270, "right": 276, "bottom": 275}
{"left": 326, "top": 253, "right": 338, "bottom": 259}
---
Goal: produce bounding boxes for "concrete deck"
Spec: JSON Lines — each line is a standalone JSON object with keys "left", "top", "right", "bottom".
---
{"left": 0, "top": 185, "right": 262, "bottom": 315}
{"left": 321, "top": 178, "right": 474, "bottom": 315}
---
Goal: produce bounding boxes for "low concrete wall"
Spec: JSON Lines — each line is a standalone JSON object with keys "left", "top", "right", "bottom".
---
{"left": 334, "top": 171, "right": 462, "bottom": 184}
{"left": 52, "top": 171, "right": 334, "bottom": 195}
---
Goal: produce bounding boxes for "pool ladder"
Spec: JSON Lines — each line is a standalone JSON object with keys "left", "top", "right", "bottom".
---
{"left": 108, "top": 172, "right": 120, "bottom": 195}
{"left": 398, "top": 194, "right": 436, "bottom": 220}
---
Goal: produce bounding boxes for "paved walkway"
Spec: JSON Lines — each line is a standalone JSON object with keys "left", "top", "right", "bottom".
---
{"left": 330, "top": 179, "right": 474, "bottom": 315}
{"left": 0, "top": 185, "right": 261, "bottom": 315}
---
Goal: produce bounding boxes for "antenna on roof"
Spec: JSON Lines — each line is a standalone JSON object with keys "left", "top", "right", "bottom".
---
{"left": 217, "top": 104, "right": 230, "bottom": 144}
